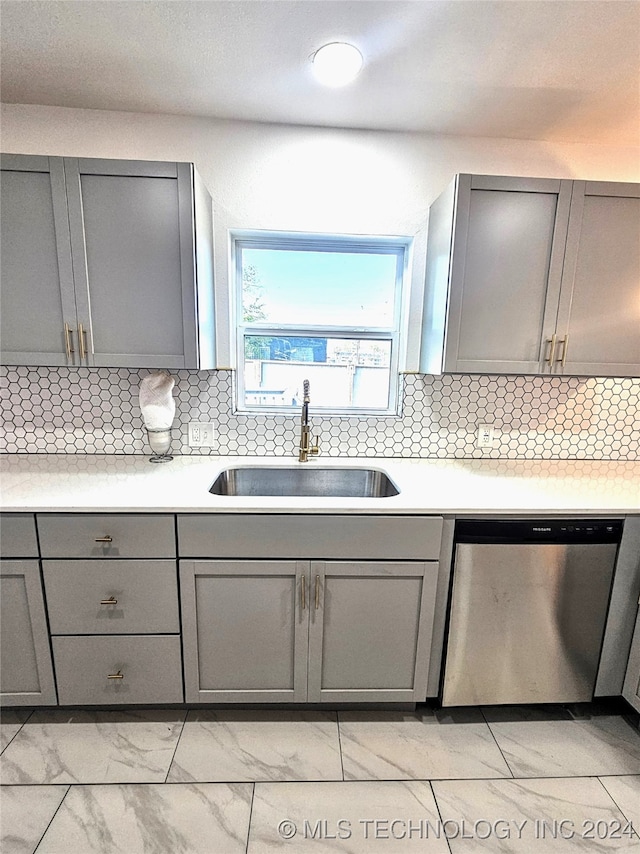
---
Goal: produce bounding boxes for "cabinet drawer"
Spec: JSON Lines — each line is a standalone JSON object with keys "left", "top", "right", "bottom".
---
{"left": 0, "top": 514, "right": 39, "bottom": 557}
{"left": 43, "top": 560, "right": 179, "bottom": 634}
{"left": 178, "top": 515, "right": 443, "bottom": 560}
{"left": 37, "top": 514, "right": 176, "bottom": 558}
{"left": 52, "top": 635, "right": 183, "bottom": 705}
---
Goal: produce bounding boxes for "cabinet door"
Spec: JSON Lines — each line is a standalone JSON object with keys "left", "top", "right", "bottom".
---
{"left": 64, "top": 158, "right": 199, "bottom": 368}
{"left": 622, "top": 607, "right": 640, "bottom": 713}
{"left": 0, "top": 560, "right": 57, "bottom": 706}
{"left": 556, "top": 181, "right": 640, "bottom": 376}
{"left": 0, "top": 155, "right": 78, "bottom": 366}
{"left": 180, "top": 560, "right": 309, "bottom": 703}
{"left": 307, "top": 561, "right": 438, "bottom": 703}
{"left": 441, "top": 175, "right": 573, "bottom": 374}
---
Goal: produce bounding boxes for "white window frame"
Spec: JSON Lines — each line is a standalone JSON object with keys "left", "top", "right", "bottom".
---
{"left": 232, "top": 230, "right": 410, "bottom": 416}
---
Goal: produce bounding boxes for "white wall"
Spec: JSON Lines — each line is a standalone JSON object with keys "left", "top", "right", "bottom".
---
{"left": 3, "top": 102, "right": 639, "bottom": 364}
{"left": 3, "top": 103, "right": 639, "bottom": 233}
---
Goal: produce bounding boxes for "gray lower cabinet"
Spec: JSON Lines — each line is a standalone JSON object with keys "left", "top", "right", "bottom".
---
{"left": 623, "top": 607, "right": 640, "bottom": 713}
{"left": 1, "top": 154, "right": 215, "bottom": 369}
{"left": 0, "top": 560, "right": 57, "bottom": 706}
{"left": 180, "top": 559, "right": 438, "bottom": 704}
{"left": 36, "top": 512, "right": 184, "bottom": 706}
{"left": 52, "top": 635, "right": 183, "bottom": 705}
{"left": 0, "top": 513, "right": 39, "bottom": 558}
{"left": 180, "top": 560, "right": 308, "bottom": 703}
{"left": 421, "top": 174, "right": 639, "bottom": 376}
{"left": 42, "top": 560, "right": 180, "bottom": 635}
{"left": 307, "top": 561, "right": 438, "bottom": 703}
{"left": 38, "top": 513, "right": 176, "bottom": 559}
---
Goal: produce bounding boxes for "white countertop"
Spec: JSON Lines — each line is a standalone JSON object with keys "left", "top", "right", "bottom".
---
{"left": 0, "top": 454, "right": 638, "bottom": 515}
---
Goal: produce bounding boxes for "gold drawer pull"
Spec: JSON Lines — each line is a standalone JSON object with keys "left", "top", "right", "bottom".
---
{"left": 95, "top": 536, "right": 113, "bottom": 543}
{"left": 64, "top": 322, "right": 75, "bottom": 359}
{"left": 100, "top": 596, "right": 118, "bottom": 606}
{"left": 78, "top": 322, "right": 88, "bottom": 361}
{"left": 107, "top": 670, "right": 124, "bottom": 680}
{"left": 315, "top": 575, "right": 320, "bottom": 609}
{"left": 545, "top": 334, "right": 557, "bottom": 368}
{"left": 556, "top": 334, "right": 569, "bottom": 368}
{"left": 301, "top": 574, "right": 306, "bottom": 610}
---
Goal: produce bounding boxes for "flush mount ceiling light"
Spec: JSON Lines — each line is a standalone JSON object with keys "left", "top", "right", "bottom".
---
{"left": 311, "top": 42, "right": 363, "bottom": 87}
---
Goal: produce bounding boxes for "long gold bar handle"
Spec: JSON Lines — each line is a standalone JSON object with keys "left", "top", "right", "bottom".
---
{"left": 64, "top": 323, "right": 75, "bottom": 360}
{"left": 301, "top": 574, "right": 306, "bottom": 610}
{"left": 107, "top": 670, "right": 124, "bottom": 680}
{"left": 100, "top": 597, "right": 118, "bottom": 606}
{"left": 556, "top": 335, "right": 569, "bottom": 368}
{"left": 78, "top": 323, "right": 87, "bottom": 361}
{"left": 315, "top": 575, "right": 320, "bottom": 609}
{"left": 545, "top": 334, "right": 557, "bottom": 370}
{"left": 95, "top": 536, "right": 113, "bottom": 543}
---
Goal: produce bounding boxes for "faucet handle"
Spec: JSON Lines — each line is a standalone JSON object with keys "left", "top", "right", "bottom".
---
{"left": 309, "top": 437, "right": 320, "bottom": 456}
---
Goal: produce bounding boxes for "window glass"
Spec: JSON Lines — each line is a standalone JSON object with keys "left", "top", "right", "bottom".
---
{"left": 236, "top": 234, "right": 407, "bottom": 414}
{"left": 241, "top": 248, "right": 397, "bottom": 327}
{"left": 244, "top": 335, "right": 392, "bottom": 409}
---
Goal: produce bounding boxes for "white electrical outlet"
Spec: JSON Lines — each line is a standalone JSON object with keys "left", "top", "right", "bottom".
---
{"left": 477, "top": 424, "right": 494, "bottom": 448}
{"left": 188, "top": 422, "right": 216, "bottom": 448}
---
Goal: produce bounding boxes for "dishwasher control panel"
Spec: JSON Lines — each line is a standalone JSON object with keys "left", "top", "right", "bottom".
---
{"left": 455, "top": 518, "right": 623, "bottom": 544}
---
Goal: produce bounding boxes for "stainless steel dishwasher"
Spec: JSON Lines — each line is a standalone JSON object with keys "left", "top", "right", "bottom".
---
{"left": 442, "top": 519, "right": 623, "bottom": 706}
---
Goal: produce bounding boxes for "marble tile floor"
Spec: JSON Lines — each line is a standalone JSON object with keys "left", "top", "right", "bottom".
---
{"left": 0, "top": 705, "right": 639, "bottom": 853}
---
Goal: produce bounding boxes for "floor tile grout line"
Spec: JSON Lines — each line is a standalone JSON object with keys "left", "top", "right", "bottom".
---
{"left": 595, "top": 776, "right": 640, "bottom": 840}
{"left": 0, "top": 710, "right": 34, "bottom": 757}
{"left": 428, "top": 780, "right": 454, "bottom": 854}
{"left": 335, "top": 711, "right": 345, "bottom": 782}
{"left": 32, "top": 784, "right": 71, "bottom": 854}
{"left": 480, "top": 707, "right": 515, "bottom": 779}
{"left": 163, "top": 712, "right": 188, "bottom": 784}
{"left": 244, "top": 782, "right": 256, "bottom": 854}
{"left": 2, "top": 772, "right": 640, "bottom": 787}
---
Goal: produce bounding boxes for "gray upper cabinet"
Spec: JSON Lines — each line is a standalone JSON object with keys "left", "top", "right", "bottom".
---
{"left": 421, "top": 174, "right": 639, "bottom": 377}
{"left": 556, "top": 182, "right": 640, "bottom": 376}
{"left": 0, "top": 155, "right": 77, "bottom": 366}
{"left": 1, "top": 154, "right": 215, "bottom": 369}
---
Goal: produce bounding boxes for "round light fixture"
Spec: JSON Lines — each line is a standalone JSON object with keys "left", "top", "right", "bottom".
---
{"left": 311, "top": 42, "right": 363, "bottom": 87}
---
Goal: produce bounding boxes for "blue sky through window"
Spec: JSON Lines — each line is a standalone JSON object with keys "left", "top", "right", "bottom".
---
{"left": 242, "top": 248, "right": 397, "bottom": 327}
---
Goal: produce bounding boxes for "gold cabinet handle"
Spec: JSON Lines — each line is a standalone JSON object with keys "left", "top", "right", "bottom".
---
{"left": 301, "top": 574, "right": 306, "bottom": 610}
{"left": 315, "top": 575, "right": 320, "bottom": 609}
{"left": 64, "top": 323, "right": 75, "bottom": 359}
{"left": 545, "top": 334, "right": 557, "bottom": 369}
{"left": 95, "top": 536, "right": 113, "bottom": 543}
{"left": 107, "top": 670, "right": 124, "bottom": 680}
{"left": 556, "top": 335, "right": 569, "bottom": 368}
{"left": 100, "top": 596, "right": 118, "bottom": 606}
{"left": 78, "top": 323, "right": 88, "bottom": 361}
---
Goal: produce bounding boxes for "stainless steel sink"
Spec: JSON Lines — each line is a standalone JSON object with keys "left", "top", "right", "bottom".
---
{"left": 209, "top": 467, "right": 399, "bottom": 498}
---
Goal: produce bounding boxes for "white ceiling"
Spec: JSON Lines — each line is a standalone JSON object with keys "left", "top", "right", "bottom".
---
{"left": 1, "top": 0, "right": 639, "bottom": 145}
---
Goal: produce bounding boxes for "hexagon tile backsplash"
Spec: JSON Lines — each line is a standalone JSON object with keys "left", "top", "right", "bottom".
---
{"left": 0, "top": 366, "right": 638, "bottom": 459}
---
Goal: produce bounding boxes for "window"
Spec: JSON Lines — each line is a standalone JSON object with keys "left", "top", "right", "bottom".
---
{"left": 234, "top": 232, "right": 409, "bottom": 414}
